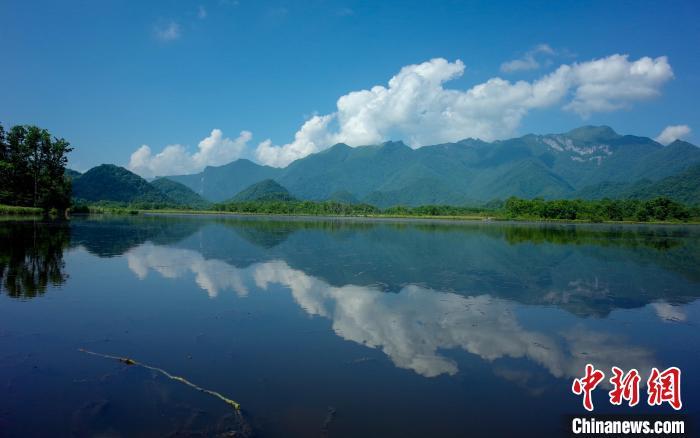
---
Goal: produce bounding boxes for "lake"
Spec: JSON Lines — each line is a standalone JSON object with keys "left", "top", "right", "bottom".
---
{"left": 1, "top": 215, "right": 698, "bottom": 437}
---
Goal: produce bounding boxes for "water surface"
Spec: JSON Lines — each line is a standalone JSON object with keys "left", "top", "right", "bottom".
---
{"left": 1, "top": 215, "right": 699, "bottom": 436}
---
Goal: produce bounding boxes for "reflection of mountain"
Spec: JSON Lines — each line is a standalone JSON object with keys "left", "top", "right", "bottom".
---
{"left": 0, "top": 220, "right": 70, "bottom": 299}
{"left": 66, "top": 216, "right": 700, "bottom": 315}
{"left": 161, "top": 219, "right": 700, "bottom": 316}
{"left": 69, "top": 216, "right": 206, "bottom": 257}
{"left": 126, "top": 250, "right": 658, "bottom": 380}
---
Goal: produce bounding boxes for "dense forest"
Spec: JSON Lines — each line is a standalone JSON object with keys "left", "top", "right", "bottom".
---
{"left": 214, "top": 200, "right": 380, "bottom": 216}
{"left": 0, "top": 123, "right": 72, "bottom": 211}
{"left": 503, "top": 196, "right": 694, "bottom": 222}
{"left": 213, "top": 196, "right": 697, "bottom": 222}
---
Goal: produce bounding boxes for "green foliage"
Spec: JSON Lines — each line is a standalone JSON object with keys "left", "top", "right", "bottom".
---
{"left": 72, "top": 164, "right": 172, "bottom": 205}
{"left": 0, "top": 123, "right": 73, "bottom": 211}
{"left": 64, "top": 168, "right": 82, "bottom": 180}
{"left": 150, "top": 177, "right": 211, "bottom": 209}
{"left": 71, "top": 166, "right": 211, "bottom": 210}
{"left": 0, "top": 204, "right": 44, "bottom": 215}
{"left": 214, "top": 199, "right": 490, "bottom": 218}
{"left": 231, "top": 179, "right": 295, "bottom": 202}
{"left": 576, "top": 162, "right": 700, "bottom": 205}
{"left": 383, "top": 204, "right": 489, "bottom": 217}
{"left": 214, "top": 200, "right": 380, "bottom": 216}
{"left": 504, "top": 196, "right": 691, "bottom": 222}
{"left": 327, "top": 190, "right": 360, "bottom": 204}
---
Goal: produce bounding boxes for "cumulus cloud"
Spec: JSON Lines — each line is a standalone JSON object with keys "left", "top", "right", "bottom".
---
{"left": 154, "top": 20, "right": 181, "bottom": 42}
{"left": 500, "top": 43, "right": 556, "bottom": 73}
{"left": 128, "top": 129, "right": 252, "bottom": 178}
{"left": 655, "top": 124, "right": 691, "bottom": 145}
{"left": 254, "top": 54, "right": 673, "bottom": 167}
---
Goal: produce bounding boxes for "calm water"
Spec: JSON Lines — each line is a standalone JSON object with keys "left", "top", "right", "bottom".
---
{"left": 1, "top": 215, "right": 699, "bottom": 437}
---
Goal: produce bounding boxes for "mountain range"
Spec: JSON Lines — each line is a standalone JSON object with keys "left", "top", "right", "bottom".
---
{"left": 164, "top": 126, "right": 700, "bottom": 206}
{"left": 69, "top": 126, "right": 700, "bottom": 207}
{"left": 71, "top": 164, "right": 210, "bottom": 208}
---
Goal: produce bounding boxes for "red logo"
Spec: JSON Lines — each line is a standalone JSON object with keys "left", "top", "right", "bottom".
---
{"left": 647, "top": 367, "right": 682, "bottom": 410}
{"left": 572, "top": 364, "right": 605, "bottom": 411}
{"left": 609, "top": 367, "right": 641, "bottom": 407}
{"left": 572, "top": 364, "right": 682, "bottom": 411}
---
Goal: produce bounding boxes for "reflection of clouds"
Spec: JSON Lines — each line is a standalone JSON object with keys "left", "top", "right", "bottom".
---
{"left": 543, "top": 277, "right": 610, "bottom": 305}
{"left": 126, "top": 243, "right": 249, "bottom": 298}
{"left": 125, "top": 244, "right": 656, "bottom": 379}
{"left": 253, "top": 261, "right": 655, "bottom": 380}
{"left": 650, "top": 301, "right": 687, "bottom": 323}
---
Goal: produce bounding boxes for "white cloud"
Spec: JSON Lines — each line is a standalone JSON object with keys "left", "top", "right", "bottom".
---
{"left": 500, "top": 43, "right": 556, "bottom": 73}
{"left": 128, "top": 129, "right": 252, "bottom": 178}
{"left": 198, "top": 5, "right": 207, "bottom": 19}
{"left": 154, "top": 21, "right": 181, "bottom": 42}
{"left": 255, "top": 54, "right": 673, "bottom": 167}
{"left": 654, "top": 124, "right": 691, "bottom": 145}
{"left": 563, "top": 55, "right": 673, "bottom": 115}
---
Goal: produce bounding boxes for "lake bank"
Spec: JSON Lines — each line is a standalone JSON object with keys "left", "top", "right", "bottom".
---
{"left": 135, "top": 208, "right": 700, "bottom": 226}
{"left": 0, "top": 204, "right": 43, "bottom": 215}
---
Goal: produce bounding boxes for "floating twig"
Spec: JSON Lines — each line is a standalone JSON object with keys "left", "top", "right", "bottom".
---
{"left": 78, "top": 348, "right": 241, "bottom": 411}
{"left": 321, "top": 406, "right": 336, "bottom": 438}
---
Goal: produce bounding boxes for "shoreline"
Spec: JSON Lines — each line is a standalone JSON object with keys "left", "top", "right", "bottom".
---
{"left": 4, "top": 204, "right": 699, "bottom": 226}
{"left": 137, "top": 209, "right": 700, "bottom": 226}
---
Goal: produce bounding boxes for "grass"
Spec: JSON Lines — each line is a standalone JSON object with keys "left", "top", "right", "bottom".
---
{"left": 0, "top": 204, "right": 43, "bottom": 215}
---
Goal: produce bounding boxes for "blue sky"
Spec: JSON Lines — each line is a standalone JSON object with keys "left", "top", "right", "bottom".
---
{"left": 1, "top": 0, "right": 699, "bottom": 175}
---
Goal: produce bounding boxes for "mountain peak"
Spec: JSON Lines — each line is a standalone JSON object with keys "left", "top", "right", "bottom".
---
{"left": 231, "top": 179, "right": 294, "bottom": 202}
{"left": 381, "top": 140, "right": 409, "bottom": 148}
{"left": 565, "top": 125, "right": 620, "bottom": 143}
{"left": 667, "top": 139, "right": 698, "bottom": 149}
{"left": 321, "top": 143, "right": 351, "bottom": 154}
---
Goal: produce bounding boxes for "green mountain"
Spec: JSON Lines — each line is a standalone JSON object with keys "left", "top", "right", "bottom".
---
{"left": 577, "top": 161, "right": 700, "bottom": 205}
{"left": 72, "top": 164, "right": 172, "bottom": 204}
{"left": 167, "top": 159, "right": 281, "bottom": 202}
{"left": 151, "top": 178, "right": 211, "bottom": 209}
{"left": 64, "top": 169, "right": 82, "bottom": 180}
{"left": 327, "top": 190, "right": 360, "bottom": 204}
{"left": 71, "top": 165, "right": 216, "bottom": 208}
{"left": 231, "top": 179, "right": 295, "bottom": 202}
{"left": 162, "top": 126, "right": 700, "bottom": 207}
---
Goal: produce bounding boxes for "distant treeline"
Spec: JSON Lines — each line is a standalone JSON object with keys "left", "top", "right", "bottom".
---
{"left": 213, "top": 200, "right": 380, "bottom": 216}
{"left": 503, "top": 196, "right": 695, "bottom": 222}
{"left": 211, "top": 196, "right": 697, "bottom": 222}
{"left": 0, "top": 123, "right": 72, "bottom": 211}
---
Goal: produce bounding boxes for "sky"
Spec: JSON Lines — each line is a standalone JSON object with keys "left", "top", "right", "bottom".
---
{"left": 1, "top": 0, "right": 699, "bottom": 176}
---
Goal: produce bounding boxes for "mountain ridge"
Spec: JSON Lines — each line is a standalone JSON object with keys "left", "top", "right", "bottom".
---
{"left": 74, "top": 126, "right": 698, "bottom": 207}
{"left": 72, "top": 164, "right": 210, "bottom": 207}
{"left": 163, "top": 126, "right": 699, "bottom": 206}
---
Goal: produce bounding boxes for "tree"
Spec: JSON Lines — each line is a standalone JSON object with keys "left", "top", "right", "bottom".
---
{"left": 0, "top": 123, "right": 72, "bottom": 210}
